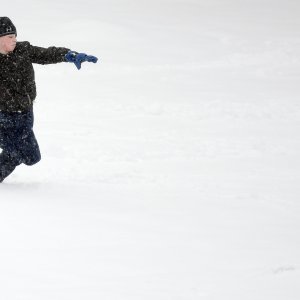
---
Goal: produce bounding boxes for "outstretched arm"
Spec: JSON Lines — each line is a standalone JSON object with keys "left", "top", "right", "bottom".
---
{"left": 25, "top": 42, "right": 70, "bottom": 64}
{"left": 22, "top": 42, "right": 98, "bottom": 68}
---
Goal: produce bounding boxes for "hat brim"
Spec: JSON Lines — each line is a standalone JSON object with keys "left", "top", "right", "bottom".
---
{"left": 0, "top": 31, "right": 17, "bottom": 37}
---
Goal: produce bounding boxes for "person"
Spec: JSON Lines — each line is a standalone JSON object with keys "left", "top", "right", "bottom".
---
{"left": 0, "top": 17, "right": 98, "bottom": 182}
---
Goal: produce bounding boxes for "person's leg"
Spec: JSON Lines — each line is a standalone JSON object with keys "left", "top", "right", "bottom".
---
{"left": 0, "top": 150, "right": 19, "bottom": 182}
{"left": 0, "top": 109, "right": 40, "bottom": 182}
{"left": 0, "top": 125, "right": 23, "bottom": 182}
{"left": 18, "top": 128, "right": 41, "bottom": 166}
{"left": 16, "top": 109, "right": 41, "bottom": 166}
{"left": 0, "top": 114, "right": 23, "bottom": 181}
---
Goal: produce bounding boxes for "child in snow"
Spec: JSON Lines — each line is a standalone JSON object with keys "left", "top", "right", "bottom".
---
{"left": 0, "top": 17, "right": 97, "bottom": 182}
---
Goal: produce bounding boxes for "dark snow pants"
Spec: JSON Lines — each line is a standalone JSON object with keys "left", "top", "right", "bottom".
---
{"left": 0, "top": 108, "right": 41, "bottom": 181}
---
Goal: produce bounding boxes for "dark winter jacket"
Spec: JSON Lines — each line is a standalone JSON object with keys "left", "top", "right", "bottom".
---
{"left": 0, "top": 41, "right": 70, "bottom": 113}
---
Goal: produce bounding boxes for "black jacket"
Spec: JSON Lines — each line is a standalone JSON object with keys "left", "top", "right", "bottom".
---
{"left": 0, "top": 41, "right": 70, "bottom": 113}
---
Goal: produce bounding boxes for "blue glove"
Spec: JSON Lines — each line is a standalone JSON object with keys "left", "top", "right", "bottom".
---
{"left": 65, "top": 51, "right": 98, "bottom": 70}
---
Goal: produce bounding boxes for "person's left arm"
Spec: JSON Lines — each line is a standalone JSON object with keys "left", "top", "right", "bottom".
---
{"left": 18, "top": 42, "right": 98, "bottom": 68}
{"left": 25, "top": 42, "right": 70, "bottom": 64}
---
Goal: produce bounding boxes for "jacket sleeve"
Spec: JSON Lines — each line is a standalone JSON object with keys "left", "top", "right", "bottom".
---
{"left": 20, "top": 42, "right": 70, "bottom": 65}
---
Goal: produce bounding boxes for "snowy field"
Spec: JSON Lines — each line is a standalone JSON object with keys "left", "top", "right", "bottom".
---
{"left": 1, "top": 0, "right": 300, "bottom": 299}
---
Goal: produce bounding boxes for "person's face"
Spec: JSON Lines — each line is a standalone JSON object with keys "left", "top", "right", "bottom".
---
{"left": 0, "top": 34, "right": 17, "bottom": 54}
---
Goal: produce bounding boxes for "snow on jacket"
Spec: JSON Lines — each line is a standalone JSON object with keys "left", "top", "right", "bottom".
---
{"left": 0, "top": 41, "right": 69, "bottom": 113}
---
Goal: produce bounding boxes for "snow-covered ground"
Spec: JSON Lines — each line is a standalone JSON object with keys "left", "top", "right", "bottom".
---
{"left": 1, "top": 0, "right": 300, "bottom": 299}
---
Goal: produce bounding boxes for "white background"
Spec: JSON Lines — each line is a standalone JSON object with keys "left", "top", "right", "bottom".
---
{"left": 1, "top": 0, "right": 300, "bottom": 299}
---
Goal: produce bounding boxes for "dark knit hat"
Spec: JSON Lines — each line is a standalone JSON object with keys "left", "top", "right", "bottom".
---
{"left": 0, "top": 17, "right": 17, "bottom": 37}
